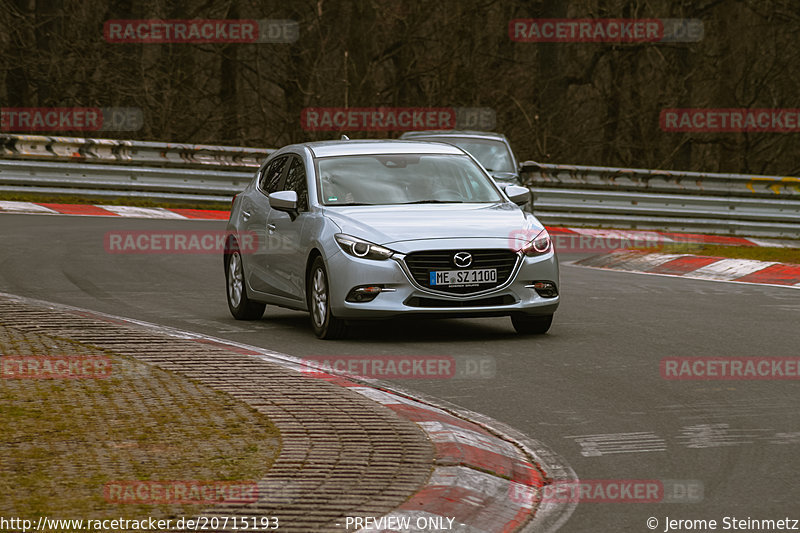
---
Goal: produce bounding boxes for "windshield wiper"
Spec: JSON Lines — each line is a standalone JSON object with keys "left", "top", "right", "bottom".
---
{"left": 398, "top": 200, "right": 465, "bottom": 204}
{"left": 327, "top": 202, "right": 375, "bottom": 206}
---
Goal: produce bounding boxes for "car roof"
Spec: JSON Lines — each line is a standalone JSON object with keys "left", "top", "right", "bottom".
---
{"left": 302, "top": 139, "right": 467, "bottom": 158}
{"left": 400, "top": 130, "right": 508, "bottom": 141}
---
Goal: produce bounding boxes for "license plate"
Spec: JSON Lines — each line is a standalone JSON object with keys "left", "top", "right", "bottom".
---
{"left": 429, "top": 268, "right": 497, "bottom": 286}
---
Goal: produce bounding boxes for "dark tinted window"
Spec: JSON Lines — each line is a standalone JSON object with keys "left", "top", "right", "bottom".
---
{"left": 429, "top": 138, "right": 514, "bottom": 173}
{"left": 259, "top": 156, "right": 288, "bottom": 194}
{"left": 284, "top": 156, "right": 309, "bottom": 211}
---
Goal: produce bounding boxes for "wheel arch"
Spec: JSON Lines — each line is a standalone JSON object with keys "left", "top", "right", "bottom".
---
{"left": 224, "top": 233, "right": 238, "bottom": 267}
{"left": 304, "top": 248, "right": 323, "bottom": 298}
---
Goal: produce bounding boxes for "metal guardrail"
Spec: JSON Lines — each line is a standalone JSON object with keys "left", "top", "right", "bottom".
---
{"left": 0, "top": 158, "right": 251, "bottom": 203}
{"left": 520, "top": 161, "right": 800, "bottom": 238}
{"left": 521, "top": 161, "right": 800, "bottom": 198}
{"left": 0, "top": 133, "right": 273, "bottom": 171}
{"left": 1, "top": 134, "right": 799, "bottom": 238}
{"left": 531, "top": 188, "right": 800, "bottom": 237}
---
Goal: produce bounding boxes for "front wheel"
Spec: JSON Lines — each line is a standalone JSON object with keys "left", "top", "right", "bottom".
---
{"left": 307, "top": 256, "right": 347, "bottom": 340}
{"left": 226, "top": 248, "right": 265, "bottom": 320}
{"left": 511, "top": 314, "right": 553, "bottom": 335}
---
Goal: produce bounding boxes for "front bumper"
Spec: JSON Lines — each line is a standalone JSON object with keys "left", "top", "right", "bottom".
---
{"left": 326, "top": 246, "right": 559, "bottom": 319}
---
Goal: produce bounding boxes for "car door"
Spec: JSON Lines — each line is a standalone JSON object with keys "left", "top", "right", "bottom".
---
{"left": 263, "top": 154, "right": 310, "bottom": 302}
{"left": 244, "top": 154, "right": 289, "bottom": 294}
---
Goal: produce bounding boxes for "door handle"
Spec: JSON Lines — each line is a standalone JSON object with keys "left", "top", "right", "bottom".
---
{"left": 267, "top": 223, "right": 276, "bottom": 233}
{"left": 241, "top": 210, "right": 251, "bottom": 221}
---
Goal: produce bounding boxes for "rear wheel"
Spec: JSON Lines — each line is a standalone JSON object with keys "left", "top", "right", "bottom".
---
{"left": 226, "top": 247, "right": 265, "bottom": 320}
{"left": 307, "top": 256, "right": 347, "bottom": 340}
{"left": 511, "top": 314, "right": 553, "bottom": 335}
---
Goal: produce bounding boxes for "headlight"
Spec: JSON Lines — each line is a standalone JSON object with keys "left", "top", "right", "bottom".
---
{"left": 520, "top": 229, "right": 551, "bottom": 255}
{"left": 335, "top": 234, "right": 395, "bottom": 260}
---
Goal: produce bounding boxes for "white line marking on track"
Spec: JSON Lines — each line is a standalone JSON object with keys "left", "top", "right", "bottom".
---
{"left": 97, "top": 205, "right": 188, "bottom": 219}
{"left": 0, "top": 201, "right": 59, "bottom": 214}
{"left": 767, "top": 432, "right": 800, "bottom": 445}
{"left": 615, "top": 252, "right": 687, "bottom": 271}
{"left": 417, "top": 420, "right": 523, "bottom": 458}
{"left": 745, "top": 238, "right": 785, "bottom": 247}
{"left": 690, "top": 258, "right": 777, "bottom": 280}
{"left": 564, "top": 432, "right": 667, "bottom": 456}
{"left": 678, "top": 424, "right": 774, "bottom": 449}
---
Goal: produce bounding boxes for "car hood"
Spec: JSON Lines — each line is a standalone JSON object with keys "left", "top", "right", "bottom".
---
{"left": 322, "top": 203, "right": 544, "bottom": 246}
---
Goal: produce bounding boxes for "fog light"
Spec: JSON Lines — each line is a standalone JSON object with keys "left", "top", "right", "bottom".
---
{"left": 346, "top": 285, "right": 383, "bottom": 303}
{"left": 527, "top": 281, "right": 558, "bottom": 298}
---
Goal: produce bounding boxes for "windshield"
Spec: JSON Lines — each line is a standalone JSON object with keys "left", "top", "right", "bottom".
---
{"left": 316, "top": 154, "right": 504, "bottom": 206}
{"left": 423, "top": 137, "right": 515, "bottom": 173}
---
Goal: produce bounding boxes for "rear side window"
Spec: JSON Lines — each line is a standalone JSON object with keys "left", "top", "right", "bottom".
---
{"left": 283, "top": 156, "right": 309, "bottom": 211}
{"left": 259, "top": 156, "right": 288, "bottom": 194}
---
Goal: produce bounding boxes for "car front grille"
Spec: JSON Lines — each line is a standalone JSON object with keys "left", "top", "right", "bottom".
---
{"left": 403, "top": 249, "right": 519, "bottom": 295}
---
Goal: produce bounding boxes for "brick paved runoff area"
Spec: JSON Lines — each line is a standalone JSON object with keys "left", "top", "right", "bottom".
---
{"left": 0, "top": 295, "right": 434, "bottom": 531}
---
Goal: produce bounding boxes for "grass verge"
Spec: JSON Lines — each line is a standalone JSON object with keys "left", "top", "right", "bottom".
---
{"left": 0, "top": 325, "right": 279, "bottom": 519}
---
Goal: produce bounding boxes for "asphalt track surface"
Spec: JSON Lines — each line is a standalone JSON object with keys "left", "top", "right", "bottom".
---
{"left": 2, "top": 214, "right": 799, "bottom": 532}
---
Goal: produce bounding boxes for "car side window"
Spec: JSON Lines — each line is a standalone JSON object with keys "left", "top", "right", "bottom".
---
{"left": 259, "top": 156, "right": 288, "bottom": 194}
{"left": 283, "top": 156, "right": 309, "bottom": 211}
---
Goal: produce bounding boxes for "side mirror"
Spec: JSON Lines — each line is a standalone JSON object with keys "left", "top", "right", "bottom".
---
{"left": 491, "top": 171, "right": 521, "bottom": 183}
{"left": 519, "top": 160, "right": 541, "bottom": 173}
{"left": 505, "top": 185, "right": 530, "bottom": 206}
{"left": 269, "top": 190, "right": 299, "bottom": 219}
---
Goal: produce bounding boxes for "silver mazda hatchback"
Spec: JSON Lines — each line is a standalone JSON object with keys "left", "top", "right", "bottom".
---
{"left": 224, "top": 140, "right": 559, "bottom": 339}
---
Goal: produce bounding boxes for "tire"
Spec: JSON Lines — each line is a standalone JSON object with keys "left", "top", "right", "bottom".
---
{"left": 307, "top": 256, "right": 347, "bottom": 340}
{"left": 511, "top": 314, "right": 553, "bottom": 335}
{"left": 225, "top": 246, "right": 266, "bottom": 320}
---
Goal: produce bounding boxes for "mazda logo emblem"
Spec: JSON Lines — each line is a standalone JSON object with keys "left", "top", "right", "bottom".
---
{"left": 453, "top": 252, "right": 472, "bottom": 268}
